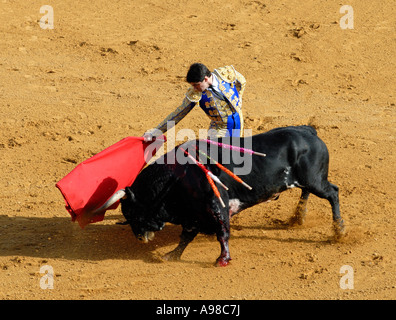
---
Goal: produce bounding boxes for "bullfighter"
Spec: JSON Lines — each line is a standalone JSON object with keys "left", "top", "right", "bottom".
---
{"left": 144, "top": 63, "right": 246, "bottom": 140}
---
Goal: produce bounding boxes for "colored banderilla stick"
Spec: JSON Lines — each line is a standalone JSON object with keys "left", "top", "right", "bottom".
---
{"left": 196, "top": 148, "right": 253, "bottom": 190}
{"left": 180, "top": 147, "right": 228, "bottom": 191}
{"left": 201, "top": 139, "right": 266, "bottom": 157}
{"left": 179, "top": 147, "right": 226, "bottom": 208}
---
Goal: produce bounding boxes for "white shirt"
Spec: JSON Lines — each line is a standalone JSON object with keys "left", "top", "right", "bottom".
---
{"left": 209, "top": 74, "right": 226, "bottom": 101}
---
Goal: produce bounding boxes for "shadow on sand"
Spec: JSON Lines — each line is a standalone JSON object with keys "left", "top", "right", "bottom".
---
{"left": 0, "top": 214, "right": 182, "bottom": 263}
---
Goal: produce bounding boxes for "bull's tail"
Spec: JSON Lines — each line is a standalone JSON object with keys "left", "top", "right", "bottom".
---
{"left": 300, "top": 125, "right": 318, "bottom": 136}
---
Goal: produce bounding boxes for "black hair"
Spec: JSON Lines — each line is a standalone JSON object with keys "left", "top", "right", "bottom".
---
{"left": 186, "top": 63, "right": 211, "bottom": 83}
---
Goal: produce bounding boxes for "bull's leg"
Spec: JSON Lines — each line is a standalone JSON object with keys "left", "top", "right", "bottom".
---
{"left": 162, "top": 227, "right": 198, "bottom": 262}
{"left": 310, "top": 181, "right": 345, "bottom": 239}
{"left": 327, "top": 183, "right": 345, "bottom": 239}
{"left": 214, "top": 206, "right": 232, "bottom": 267}
{"left": 208, "top": 200, "right": 232, "bottom": 267}
{"left": 289, "top": 189, "right": 310, "bottom": 226}
{"left": 215, "top": 225, "right": 231, "bottom": 267}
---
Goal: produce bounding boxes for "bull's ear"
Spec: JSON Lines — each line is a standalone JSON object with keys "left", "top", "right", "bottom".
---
{"left": 125, "top": 187, "right": 136, "bottom": 203}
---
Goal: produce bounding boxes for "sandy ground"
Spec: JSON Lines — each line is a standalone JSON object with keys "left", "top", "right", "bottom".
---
{"left": 1, "top": 0, "right": 395, "bottom": 300}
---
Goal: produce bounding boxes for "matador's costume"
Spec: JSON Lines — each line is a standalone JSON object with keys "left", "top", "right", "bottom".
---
{"left": 150, "top": 65, "right": 246, "bottom": 138}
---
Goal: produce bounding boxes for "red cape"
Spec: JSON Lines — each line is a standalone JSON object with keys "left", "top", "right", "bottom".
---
{"left": 56, "top": 136, "right": 165, "bottom": 228}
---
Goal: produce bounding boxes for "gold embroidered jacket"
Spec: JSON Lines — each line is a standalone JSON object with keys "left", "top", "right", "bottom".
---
{"left": 151, "top": 65, "right": 246, "bottom": 138}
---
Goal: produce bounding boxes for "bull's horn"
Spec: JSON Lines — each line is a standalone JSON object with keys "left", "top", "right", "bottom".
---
{"left": 92, "top": 189, "right": 126, "bottom": 214}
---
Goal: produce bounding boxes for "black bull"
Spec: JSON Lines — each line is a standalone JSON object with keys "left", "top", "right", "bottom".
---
{"left": 111, "top": 126, "right": 344, "bottom": 266}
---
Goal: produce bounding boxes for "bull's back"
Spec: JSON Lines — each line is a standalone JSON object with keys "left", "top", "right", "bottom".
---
{"left": 215, "top": 126, "right": 327, "bottom": 207}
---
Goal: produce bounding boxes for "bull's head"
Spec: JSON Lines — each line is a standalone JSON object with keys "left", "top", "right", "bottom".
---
{"left": 120, "top": 187, "right": 165, "bottom": 243}
{"left": 94, "top": 164, "right": 185, "bottom": 243}
{"left": 94, "top": 187, "right": 166, "bottom": 243}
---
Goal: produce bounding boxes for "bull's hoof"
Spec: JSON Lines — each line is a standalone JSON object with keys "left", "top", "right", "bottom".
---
{"left": 333, "top": 219, "right": 346, "bottom": 240}
{"left": 162, "top": 251, "right": 182, "bottom": 262}
{"left": 215, "top": 257, "right": 231, "bottom": 267}
{"left": 288, "top": 213, "right": 305, "bottom": 227}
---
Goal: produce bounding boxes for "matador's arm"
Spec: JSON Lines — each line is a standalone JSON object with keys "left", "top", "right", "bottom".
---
{"left": 145, "top": 87, "right": 201, "bottom": 138}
